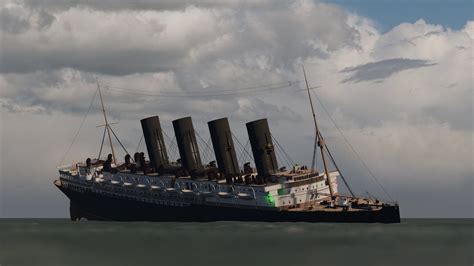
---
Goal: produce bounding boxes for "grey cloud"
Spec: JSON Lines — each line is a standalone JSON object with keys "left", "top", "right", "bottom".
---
{"left": 0, "top": 47, "right": 181, "bottom": 75}
{"left": 0, "top": 6, "right": 30, "bottom": 34}
{"left": 0, "top": 5, "right": 55, "bottom": 34}
{"left": 340, "top": 58, "right": 436, "bottom": 83}
{"left": 36, "top": 9, "right": 56, "bottom": 29}
{"left": 422, "top": 103, "right": 473, "bottom": 131}
{"left": 0, "top": 98, "right": 47, "bottom": 113}
{"left": 0, "top": 67, "right": 301, "bottom": 131}
{"left": 1, "top": 1, "right": 358, "bottom": 76}
{"left": 0, "top": 0, "right": 359, "bottom": 125}
{"left": 21, "top": 0, "right": 275, "bottom": 12}
{"left": 232, "top": 98, "right": 302, "bottom": 123}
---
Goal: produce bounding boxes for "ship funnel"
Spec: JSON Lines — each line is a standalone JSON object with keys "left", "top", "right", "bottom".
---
{"left": 172, "top": 117, "right": 202, "bottom": 171}
{"left": 208, "top": 117, "right": 239, "bottom": 177}
{"left": 140, "top": 116, "right": 169, "bottom": 171}
{"left": 246, "top": 118, "right": 278, "bottom": 178}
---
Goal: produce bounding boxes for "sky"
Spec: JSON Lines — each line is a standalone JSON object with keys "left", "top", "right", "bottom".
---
{"left": 0, "top": 0, "right": 472, "bottom": 218}
{"left": 331, "top": 0, "right": 473, "bottom": 32}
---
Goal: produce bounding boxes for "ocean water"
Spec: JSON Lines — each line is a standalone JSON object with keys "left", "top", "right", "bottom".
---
{"left": 0, "top": 219, "right": 472, "bottom": 266}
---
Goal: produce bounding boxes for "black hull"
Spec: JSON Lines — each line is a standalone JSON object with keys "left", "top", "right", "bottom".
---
{"left": 58, "top": 184, "right": 401, "bottom": 223}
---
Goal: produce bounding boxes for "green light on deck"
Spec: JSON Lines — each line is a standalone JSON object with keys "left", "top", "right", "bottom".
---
{"left": 265, "top": 194, "right": 275, "bottom": 206}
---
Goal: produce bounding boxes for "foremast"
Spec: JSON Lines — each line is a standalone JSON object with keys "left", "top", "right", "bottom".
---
{"left": 302, "top": 66, "right": 335, "bottom": 199}
{"left": 96, "top": 79, "right": 117, "bottom": 165}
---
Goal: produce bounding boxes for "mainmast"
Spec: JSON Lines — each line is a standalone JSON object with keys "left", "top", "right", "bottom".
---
{"left": 96, "top": 79, "right": 117, "bottom": 165}
{"left": 302, "top": 66, "right": 334, "bottom": 198}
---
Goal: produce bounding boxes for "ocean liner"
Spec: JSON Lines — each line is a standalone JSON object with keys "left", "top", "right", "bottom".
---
{"left": 54, "top": 68, "right": 400, "bottom": 223}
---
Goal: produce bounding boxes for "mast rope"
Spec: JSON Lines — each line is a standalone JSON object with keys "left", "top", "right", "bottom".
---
{"left": 235, "top": 138, "right": 246, "bottom": 167}
{"left": 104, "top": 81, "right": 298, "bottom": 98}
{"left": 161, "top": 130, "right": 173, "bottom": 152}
{"left": 312, "top": 90, "right": 394, "bottom": 201}
{"left": 162, "top": 130, "right": 179, "bottom": 162}
{"left": 135, "top": 133, "right": 144, "bottom": 153}
{"left": 232, "top": 133, "right": 254, "bottom": 165}
{"left": 195, "top": 131, "right": 215, "bottom": 164}
{"left": 169, "top": 137, "right": 178, "bottom": 162}
{"left": 109, "top": 126, "right": 131, "bottom": 159}
{"left": 271, "top": 134, "right": 295, "bottom": 167}
{"left": 274, "top": 144, "right": 286, "bottom": 169}
{"left": 323, "top": 146, "right": 355, "bottom": 197}
{"left": 58, "top": 88, "right": 98, "bottom": 166}
{"left": 98, "top": 126, "right": 106, "bottom": 160}
{"left": 206, "top": 137, "right": 214, "bottom": 163}
{"left": 276, "top": 143, "right": 292, "bottom": 169}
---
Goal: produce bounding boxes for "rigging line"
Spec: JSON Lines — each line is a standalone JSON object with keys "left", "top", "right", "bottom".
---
{"left": 312, "top": 91, "right": 394, "bottom": 201}
{"left": 141, "top": 135, "right": 147, "bottom": 153}
{"left": 105, "top": 80, "right": 298, "bottom": 95}
{"left": 323, "top": 146, "right": 356, "bottom": 198}
{"left": 107, "top": 84, "right": 290, "bottom": 97}
{"left": 108, "top": 126, "right": 131, "bottom": 159}
{"left": 161, "top": 130, "right": 176, "bottom": 160}
{"left": 195, "top": 131, "right": 214, "bottom": 163}
{"left": 164, "top": 131, "right": 179, "bottom": 161}
{"left": 206, "top": 137, "right": 214, "bottom": 162}
{"left": 235, "top": 138, "right": 246, "bottom": 167}
{"left": 98, "top": 126, "right": 106, "bottom": 160}
{"left": 276, "top": 142, "right": 291, "bottom": 169}
{"left": 140, "top": 133, "right": 147, "bottom": 152}
{"left": 105, "top": 83, "right": 294, "bottom": 98}
{"left": 271, "top": 135, "right": 293, "bottom": 167}
{"left": 161, "top": 130, "right": 173, "bottom": 147}
{"left": 169, "top": 137, "right": 178, "bottom": 161}
{"left": 275, "top": 136, "right": 295, "bottom": 165}
{"left": 106, "top": 81, "right": 289, "bottom": 94}
{"left": 137, "top": 137, "right": 143, "bottom": 153}
{"left": 232, "top": 133, "right": 254, "bottom": 163}
{"left": 271, "top": 134, "right": 295, "bottom": 165}
{"left": 237, "top": 143, "right": 245, "bottom": 167}
{"left": 135, "top": 133, "right": 144, "bottom": 153}
{"left": 274, "top": 144, "right": 286, "bottom": 168}
{"left": 59, "top": 88, "right": 98, "bottom": 166}
{"left": 243, "top": 140, "right": 252, "bottom": 164}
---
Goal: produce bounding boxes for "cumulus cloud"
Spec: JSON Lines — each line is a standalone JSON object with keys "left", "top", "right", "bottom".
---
{"left": 0, "top": 2, "right": 55, "bottom": 34}
{"left": 0, "top": 0, "right": 359, "bottom": 76}
{"left": 21, "top": 0, "right": 275, "bottom": 12}
{"left": 0, "top": 0, "right": 472, "bottom": 217}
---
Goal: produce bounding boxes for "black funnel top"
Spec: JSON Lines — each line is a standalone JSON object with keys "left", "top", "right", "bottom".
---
{"left": 208, "top": 117, "right": 239, "bottom": 177}
{"left": 172, "top": 117, "right": 202, "bottom": 171}
{"left": 140, "top": 116, "right": 169, "bottom": 171}
{"left": 246, "top": 118, "right": 278, "bottom": 177}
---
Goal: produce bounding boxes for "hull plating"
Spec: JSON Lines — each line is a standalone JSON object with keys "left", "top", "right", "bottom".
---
{"left": 57, "top": 184, "right": 401, "bottom": 223}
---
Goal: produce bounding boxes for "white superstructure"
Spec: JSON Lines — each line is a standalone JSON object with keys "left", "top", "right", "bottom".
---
{"left": 58, "top": 163, "right": 339, "bottom": 210}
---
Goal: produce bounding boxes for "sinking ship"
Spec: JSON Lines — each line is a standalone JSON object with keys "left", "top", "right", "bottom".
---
{"left": 54, "top": 70, "right": 400, "bottom": 223}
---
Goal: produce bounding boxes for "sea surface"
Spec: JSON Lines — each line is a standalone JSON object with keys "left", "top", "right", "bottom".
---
{"left": 0, "top": 219, "right": 472, "bottom": 266}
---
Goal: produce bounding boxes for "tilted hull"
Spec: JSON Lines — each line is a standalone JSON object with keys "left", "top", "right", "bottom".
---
{"left": 57, "top": 183, "right": 401, "bottom": 224}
